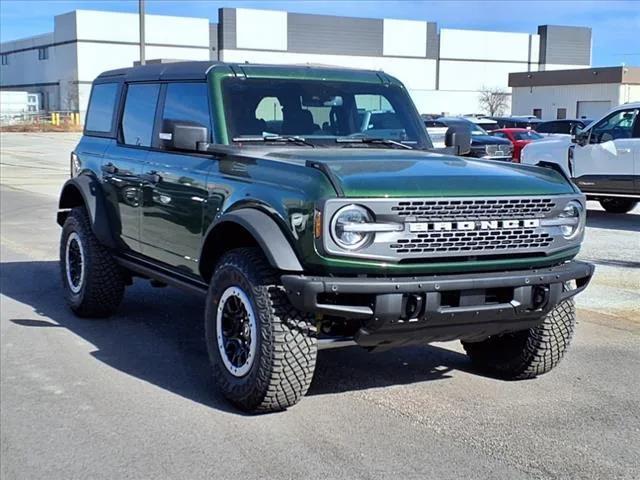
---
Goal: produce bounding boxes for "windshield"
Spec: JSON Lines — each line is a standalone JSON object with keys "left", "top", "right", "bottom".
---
{"left": 441, "top": 119, "right": 487, "bottom": 136}
{"left": 222, "top": 78, "right": 430, "bottom": 148}
{"left": 514, "top": 131, "right": 543, "bottom": 141}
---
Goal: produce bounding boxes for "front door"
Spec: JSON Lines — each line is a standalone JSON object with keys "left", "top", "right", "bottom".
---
{"left": 139, "top": 82, "right": 215, "bottom": 274}
{"left": 572, "top": 107, "right": 638, "bottom": 195}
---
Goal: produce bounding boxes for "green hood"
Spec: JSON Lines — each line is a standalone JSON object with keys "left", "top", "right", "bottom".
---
{"left": 267, "top": 149, "right": 575, "bottom": 197}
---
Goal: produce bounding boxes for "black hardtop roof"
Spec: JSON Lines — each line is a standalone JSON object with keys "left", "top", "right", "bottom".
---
{"left": 96, "top": 61, "right": 392, "bottom": 83}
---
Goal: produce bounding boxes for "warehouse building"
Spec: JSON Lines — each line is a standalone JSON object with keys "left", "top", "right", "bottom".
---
{"left": 510, "top": 66, "right": 640, "bottom": 120}
{"left": 0, "top": 7, "right": 593, "bottom": 117}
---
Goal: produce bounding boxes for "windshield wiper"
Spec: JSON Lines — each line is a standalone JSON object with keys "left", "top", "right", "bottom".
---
{"left": 335, "top": 136, "right": 413, "bottom": 150}
{"left": 232, "top": 134, "right": 315, "bottom": 148}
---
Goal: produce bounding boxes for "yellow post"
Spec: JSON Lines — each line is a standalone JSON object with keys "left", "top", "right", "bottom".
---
{"left": 75, "top": 112, "right": 80, "bottom": 125}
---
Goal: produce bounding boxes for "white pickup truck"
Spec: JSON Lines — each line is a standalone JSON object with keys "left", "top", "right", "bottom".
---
{"left": 521, "top": 103, "right": 640, "bottom": 213}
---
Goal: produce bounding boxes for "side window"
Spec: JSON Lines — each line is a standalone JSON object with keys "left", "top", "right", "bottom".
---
{"left": 589, "top": 109, "right": 638, "bottom": 144}
{"left": 159, "top": 82, "right": 211, "bottom": 148}
{"left": 355, "top": 94, "right": 400, "bottom": 134}
{"left": 85, "top": 83, "right": 119, "bottom": 133}
{"left": 121, "top": 83, "right": 160, "bottom": 147}
{"left": 255, "top": 96, "right": 282, "bottom": 134}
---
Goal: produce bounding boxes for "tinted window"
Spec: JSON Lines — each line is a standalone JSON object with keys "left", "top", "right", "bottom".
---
{"left": 85, "top": 83, "right": 119, "bottom": 133}
{"left": 122, "top": 83, "right": 160, "bottom": 147}
{"left": 536, "top": 122, "right": 556, "bottom": 134}
{"left": 492, "top": 132, "right": 508, "bottom": 139}
{"left": 590, "top": 109, "right": 638, "bottom": 143}
{"left": 160, "top": 82, "right": 211, "bottom": 147}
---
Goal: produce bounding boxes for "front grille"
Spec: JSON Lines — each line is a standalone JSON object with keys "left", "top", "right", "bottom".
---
{"left": 390, "top": 228, "right": 552, "bottom": 255}
{"left": 322, "top": 195, "right": 580, "bottom": 262}
{"left": 391, "top": 198, "right": 556, "bottom": 220}
{"left": 485, "top": 144, "right": 512, "bottom": 156}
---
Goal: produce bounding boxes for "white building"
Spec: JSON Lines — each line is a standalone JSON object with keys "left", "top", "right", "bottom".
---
{"left": 0, "top": 10, "right": 210, "bottom": 115}
{"left": 1, "top": 8, "right": 593, "bottom": 118}
{"left": 510, "top": 66, "right": 640, "bottom": 120}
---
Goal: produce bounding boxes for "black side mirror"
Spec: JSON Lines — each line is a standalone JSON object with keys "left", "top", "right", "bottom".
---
{"left": 161, "top": 120, "right": 209, "bottom": 152}
{"left": 445, "top": 126, "right": 471, "bottom": 156}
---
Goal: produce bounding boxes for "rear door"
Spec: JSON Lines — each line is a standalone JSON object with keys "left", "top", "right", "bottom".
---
{"left": 102, "top": 82, "right": 161, "bottom": 253}
{"left": 139, "top": 82, "right": 216, "bottom": 273}
{"left": 572, "top": 107, "right": 638, "bottom": 195}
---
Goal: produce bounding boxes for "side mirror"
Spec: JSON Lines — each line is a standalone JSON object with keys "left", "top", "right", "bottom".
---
{"left": 445, "top": 126, "right": 471, "bottom": 156}
{"left": 161, "top": 120, "right": 209, "bottom": 152}
{"left": 570, "top": 126, "right": 588, "bottom": 146}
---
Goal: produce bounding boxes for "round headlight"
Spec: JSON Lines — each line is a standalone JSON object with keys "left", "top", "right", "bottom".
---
{"left": 558, "top": 200, "right": 585, "bottom": 239}
{"left": 330, "top": 204, "right": 374, "bottom": 250}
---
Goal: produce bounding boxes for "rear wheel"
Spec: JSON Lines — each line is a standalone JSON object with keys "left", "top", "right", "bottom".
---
{"left": 462, "top": 298, "right": 576, "bottom": 379}
{"left": 205, "top": 248, "right": 317, "bottom": 413}
{"left": 599, "top": 198, "right": 637, "bottom": 214}
{"left": 59, "top": 207, "right": 125, "bottom": 317}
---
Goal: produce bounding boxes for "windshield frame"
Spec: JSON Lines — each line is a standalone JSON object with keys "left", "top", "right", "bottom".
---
{"left": 220, "top": 76, "right": 432, "bottom": 149}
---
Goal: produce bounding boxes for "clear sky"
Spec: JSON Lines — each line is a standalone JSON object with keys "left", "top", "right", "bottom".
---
{"left": 1, "top": 0, "right": 639, "bottom": 66}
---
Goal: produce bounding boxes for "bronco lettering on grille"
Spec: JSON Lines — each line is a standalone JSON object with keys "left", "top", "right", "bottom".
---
{"left": 408, "top": 219, "right": 540, "bottom": 232}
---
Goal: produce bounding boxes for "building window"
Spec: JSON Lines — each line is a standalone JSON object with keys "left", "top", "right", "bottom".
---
{"left": 557, "top": 108, "right": 567, "bottom": 120}
{"left": 38, "top": 47, "right": 48, "bottom": 60}
{"left": 533, "top": 109, "right": 542, "bottom": 119}
{"left": 1, "top": 54, "right": 7, "bottom": 65}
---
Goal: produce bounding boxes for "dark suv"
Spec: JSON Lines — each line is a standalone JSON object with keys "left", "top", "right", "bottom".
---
{"left": 58, "top": 62, "right": 593, "bottom": 412}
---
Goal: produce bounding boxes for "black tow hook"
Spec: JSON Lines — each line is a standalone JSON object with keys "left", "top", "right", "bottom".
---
{"left": 532, "top": 286, "right": 550, "bottom": 310}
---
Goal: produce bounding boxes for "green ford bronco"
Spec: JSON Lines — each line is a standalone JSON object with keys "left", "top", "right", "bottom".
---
{"left": 58, "top": 61, "right": 594, "bottom": 412}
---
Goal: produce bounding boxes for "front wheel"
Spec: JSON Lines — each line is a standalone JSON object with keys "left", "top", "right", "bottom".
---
{"left": 462, "top": 298, "right": 576, "bottom": 379}
{"left": 599, "top": 198, "right": 638, "bottom": 214}
{"left": 205, "top": 248, "right": 317, "bottom": 413}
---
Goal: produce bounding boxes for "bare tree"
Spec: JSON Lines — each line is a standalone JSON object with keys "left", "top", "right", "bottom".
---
{"left": 478, "top": 86, "right": 510, "bottom": 116}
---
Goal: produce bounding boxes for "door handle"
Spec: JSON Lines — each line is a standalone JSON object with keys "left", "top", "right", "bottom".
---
{"left": 141, "top": 171, "right": 162, "bottom": 184}
{"left": 101, "top": 163, "right": 118, "bottom": 174}
{"left": 617, "top": 148, "right": 631, "bottom": 154}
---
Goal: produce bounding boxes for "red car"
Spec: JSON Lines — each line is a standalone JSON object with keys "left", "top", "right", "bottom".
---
{"left": 490, "top": 128, "right": 544, "bottom": 162}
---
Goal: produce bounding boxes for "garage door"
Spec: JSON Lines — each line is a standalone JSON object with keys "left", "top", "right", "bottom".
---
{"left": 576, "top": 101, "right": 611, "bottom": 119}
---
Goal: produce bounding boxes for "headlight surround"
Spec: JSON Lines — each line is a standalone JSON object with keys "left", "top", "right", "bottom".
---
{"left": 558, "top": 200, "right": 585, "bottom": 239}
{"left": 330, "top": 204, "right": 374, "bottom": 250}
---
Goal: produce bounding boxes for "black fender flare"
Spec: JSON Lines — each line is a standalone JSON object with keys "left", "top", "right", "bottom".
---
{"left": 199, "top": 209, "right": 304, "bottom": 279}
{"left": 57, "top": 175, "right": 119, "bottom": 248}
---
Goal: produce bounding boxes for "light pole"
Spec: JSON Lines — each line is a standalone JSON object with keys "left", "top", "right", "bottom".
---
{"left": 139, "top": 0, "right": 146, "bottom": 65}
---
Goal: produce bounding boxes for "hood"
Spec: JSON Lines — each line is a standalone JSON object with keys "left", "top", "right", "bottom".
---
{"left": 265, "top": 148, "right": 575, "bottom": 197}
{"left": 471, "top": 135, "right": 511, "bottom": 146}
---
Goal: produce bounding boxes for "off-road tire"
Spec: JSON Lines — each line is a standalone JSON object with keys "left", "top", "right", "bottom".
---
{"left": 599, "top": 198, "right": 637, "bottom": 214}
{"left": 461, "top": 298, "right": 576, "bottom": 379}
{"left": 205, "top": 248, "right": 317, "bottom": 413}
{"left": 59, "top": 207, "right": 125, "bottom": 317}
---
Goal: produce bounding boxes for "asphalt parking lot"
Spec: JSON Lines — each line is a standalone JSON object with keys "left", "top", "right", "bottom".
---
{"left": 1, "top": 132, "right": 639, "bottom": 479}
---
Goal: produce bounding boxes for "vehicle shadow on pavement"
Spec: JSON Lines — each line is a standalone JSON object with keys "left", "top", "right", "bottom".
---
{"left": 586, "top": 209, "right": 640, "bottom": 233}
{"left": 1, "top": 260, "right": 473, "bottom": 410}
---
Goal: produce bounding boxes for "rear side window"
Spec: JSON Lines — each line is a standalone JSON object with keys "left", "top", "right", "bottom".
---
{"left": 85, "top": 83, "right": 119, "bottom": 133}
{"left": 159, "top": 82, "right": 211, "bottom": 148}
{"left": 121, "top": 83, "right": 160, "bottom": 147}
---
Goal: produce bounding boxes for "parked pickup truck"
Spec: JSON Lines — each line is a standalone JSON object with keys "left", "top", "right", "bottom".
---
{"left": 521, "top": 103, "right": 639, "bottom": 213}
{"left": 58, "top": 61, "right": 593, "bottom": 412}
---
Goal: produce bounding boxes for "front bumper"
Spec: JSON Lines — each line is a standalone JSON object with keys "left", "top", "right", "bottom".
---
{"left": 282, "top": 260, "right": 594, "bottom": 348}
